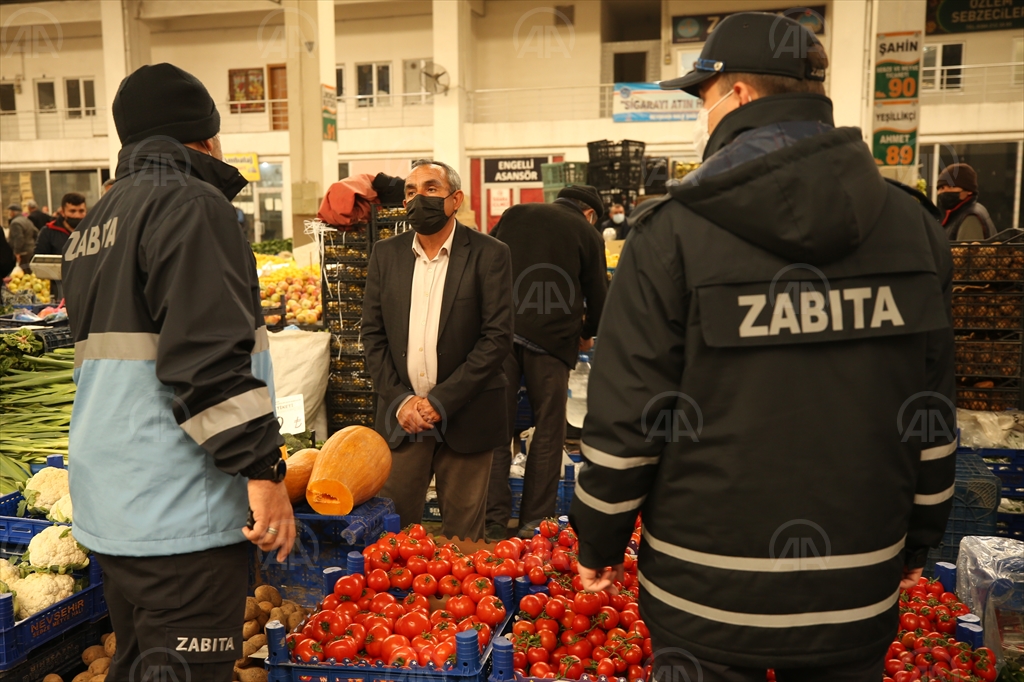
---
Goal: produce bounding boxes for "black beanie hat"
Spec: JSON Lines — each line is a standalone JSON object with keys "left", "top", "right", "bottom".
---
{"left": 557, "top": 184, "right": 605, "bottom": 219}
{"left": 936, "top": 163, "right": 979, "bottom": 194}
{"left": 112, "top": 63, "right": 220, "bottom": 146}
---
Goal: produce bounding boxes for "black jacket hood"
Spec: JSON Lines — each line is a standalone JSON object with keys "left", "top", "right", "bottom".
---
{"left": 114, "top": 138, "right": 248, "bottom": 201}
{"left": 673, "top": 95, "right": 889, "bottom": 266}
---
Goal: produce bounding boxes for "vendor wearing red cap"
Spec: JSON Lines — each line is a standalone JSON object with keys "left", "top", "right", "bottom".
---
{"left": 936, "top": 162, "right": 996, "bottom": 241}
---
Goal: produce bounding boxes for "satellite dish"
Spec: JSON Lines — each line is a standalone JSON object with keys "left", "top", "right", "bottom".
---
{"left": 423, "top": 65, "right": 451, "bottom": 95}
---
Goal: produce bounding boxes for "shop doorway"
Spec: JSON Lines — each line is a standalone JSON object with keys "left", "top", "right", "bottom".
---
{"left": 256, "top": 190, "right": 284, "bottom": 242}
{"left": 268, "top": 65, "right": 288, "bottom": 130}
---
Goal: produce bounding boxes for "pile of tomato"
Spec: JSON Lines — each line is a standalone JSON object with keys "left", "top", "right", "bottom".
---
{"left": 507, "top": 518, "right": 652, "bottom": 681}
{"left": 880, "top": 577, "right": 997, "bottom": 682}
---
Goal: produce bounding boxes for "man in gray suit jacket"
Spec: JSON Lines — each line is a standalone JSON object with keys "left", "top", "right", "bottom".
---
{"left": 362, "top": 159, "right": 513, "bottom": 540}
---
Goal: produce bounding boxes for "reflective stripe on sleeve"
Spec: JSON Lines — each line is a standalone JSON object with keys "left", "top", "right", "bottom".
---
{"left": 914, "top": 484, "right": 955, "bottom": 505}
{"left": 581, "top": 441, "right": 660, "bottom": 470}
{"left": 180, "top": 387, "right": 273, "bottom": 445}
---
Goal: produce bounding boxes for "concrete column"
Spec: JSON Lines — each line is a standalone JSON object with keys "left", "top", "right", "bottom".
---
{"left": 827, "top": 0, "right": 870, "bottom": 132}
{"left": 100, "top": 0, "right": 151, "bottom": 175}
{"left": 432, "top": 0, "right": 470, "bottom": 185}
{"left": 284, "top": 0, "right": 337, "bottom": 245}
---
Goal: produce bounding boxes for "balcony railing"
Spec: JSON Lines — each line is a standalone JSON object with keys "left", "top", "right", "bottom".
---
{"left": 468, "top": 85, "right": 616, "bottom": 124}
{"left": 218, "top": 99, "right": 290, "bottom": 134}
{"left": 0, "top": 108, "right": 108, "bottom": 141}
{"left": 919, "top": 62, "right": 1024, "bottom": 104}
{"left": 337, "top": 93, "right": 434, "bottom": 128}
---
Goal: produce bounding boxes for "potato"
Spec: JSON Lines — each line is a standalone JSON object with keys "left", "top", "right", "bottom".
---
{"left": 281, "top": 599, "right": 299, "bottom": 611}
{"left": 254, "top": 585, "right": 282, "bottom": 607}
{"left": 268, "top": 607, "right": 284, "bottom": 624}
{"left": 286, "top": 611, "right": 303, "bottom": 631}
{"left": 83, "top": 645, "right": 107, "bottom": 665}
{"left": 100, "top": 633, "right": 111, "bottom": 645}
{"left": 247, "top": 633, "right": 267, "bottom": 651}
{"left": 242, "top": 619, "right": 260, "bottom": 639}
{"left": 88, "top": 658, "right": 111, "bottom": 675}
{"left": 92, "top": 675, "right": 106, "bottom": 682}
{"left": 279, "top": 602, "right": 296, "bottom": 617}
{"left": 244, "top": 597, "right": 260, "bottom": 621}
{"left": 256, "top": 611, "right": 270, "bottom": 628}
{"left": 238, "top": 667, "right": 268, "bottom": 682}
{"left": 103, "top": 633, "right": 116, "bottom": 658}
{"left": 235, "top": 656, "right": 249, "bottom": 668}
{"left": 71, "top": 673, "right": 93, "bottom": 682}
{"left": 242, "top": 639, "right": 259, "bottom": 658}
{"left": 233, "top": 669, "right": 241, "bottom": 681}
{"left": 257, "top": 600, "right": 273, "bottom": 616}
{"left": 43, "top": 675, "right": 63, "bottom": 682}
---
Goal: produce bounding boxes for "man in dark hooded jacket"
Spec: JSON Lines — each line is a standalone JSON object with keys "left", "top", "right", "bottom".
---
{"left": 570, "top": 13, "right": 955, "bottom": 680}
{"left": 936, "top": 162, "right": 996, "bottom": 240}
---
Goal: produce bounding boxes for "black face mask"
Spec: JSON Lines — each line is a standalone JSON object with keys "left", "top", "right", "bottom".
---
{"left": 65, "top": 216, "right": 82, "bottom": 229}
{"left": 406, "top": 193, "right": 454, "bottom": 235}
{"left": 937, "top": 193, "right": 965, "bottom": 212}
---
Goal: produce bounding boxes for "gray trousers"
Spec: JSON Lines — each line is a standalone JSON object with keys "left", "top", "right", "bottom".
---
{"left": 487, "top": 344, "right": 570, "bottom": 528}
{"left": 381, "top": 437, "right": 492, "bottom": 541}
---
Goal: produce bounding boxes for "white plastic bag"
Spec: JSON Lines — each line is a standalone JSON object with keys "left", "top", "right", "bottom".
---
{"left": 268, "top": 328, "right": 330, "bottom": 439}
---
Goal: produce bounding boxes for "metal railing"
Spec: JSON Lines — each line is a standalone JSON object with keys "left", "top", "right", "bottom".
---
{"left": 336, "top": 92, "right": 434, "bottom": 129}
{"left": 0, "top": 108, "right": 107, "bottom": 140}
{"left": 920, "top": 62, "right": 1024, "bottom": 104}
{"left": 218, "top": 99, "right": 290, "bottom": 134}
{"left": 468, "top": 84, "right": 616, "bottom": 124}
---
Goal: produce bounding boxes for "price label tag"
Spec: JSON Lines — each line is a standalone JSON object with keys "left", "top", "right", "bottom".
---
{"left": 275, "top": 394, "right": 306, "bottom": 435}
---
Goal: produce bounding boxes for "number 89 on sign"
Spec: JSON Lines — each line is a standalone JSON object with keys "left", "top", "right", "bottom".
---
{"left": 885, "top": 145, "right": 915, "bottom": 166}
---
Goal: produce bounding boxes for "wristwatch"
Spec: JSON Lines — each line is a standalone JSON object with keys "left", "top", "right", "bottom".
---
{"left": 249, "top": 457, "right": 287, "bottom": 483}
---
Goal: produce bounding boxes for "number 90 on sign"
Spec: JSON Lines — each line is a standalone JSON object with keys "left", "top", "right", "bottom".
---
{"left": 885, "top": 145, "right": 915, "bottom": 166}
{"left": 888, "top": 77, "right": 916, "bottom": 99}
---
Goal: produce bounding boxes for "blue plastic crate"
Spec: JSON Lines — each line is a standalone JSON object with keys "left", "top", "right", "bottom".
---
{"left": 965, "top": 447, "right": 1024, "bottom": 498}
{"left": 0, "top": 617, "right": 106, "bottom": 682}
{"left": 926, "top": 452, "right": 1002, "bottom": 575}
{"left": 997, "top": 511, "right": 1024, "bottom": 540}
{"left": 0, "top": 543, "right": 107, "bottom": 671}
{"left": 249, "top": 497, "right": 400, "bottom": 608}
{"left": 508, "top": 466, "right": 576, "bottom": 520}
{"left": 265, "top": 569, "right": 518, "bottom": 682}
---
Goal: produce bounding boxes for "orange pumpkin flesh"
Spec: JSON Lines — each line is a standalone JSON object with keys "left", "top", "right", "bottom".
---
{"left": 284, "top": 448, "right": 319, "bottom": 503}
{"left": 306, "top": 426, "right": 391, "bottom": 515}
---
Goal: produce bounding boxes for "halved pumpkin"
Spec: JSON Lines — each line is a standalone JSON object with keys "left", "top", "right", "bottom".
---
{"left": 283, "top": 448, "right": 319, "bottom": 503}
{"left": 306, "top": 426, "right": 391, "bottom": 515}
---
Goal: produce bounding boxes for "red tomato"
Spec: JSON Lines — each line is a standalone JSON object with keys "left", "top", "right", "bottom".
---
{"left": 438, "top": 575, "right": 462, "bottom": 597}
{"left": 427, "top": 559, "right": 452, "bottom": 580}
{"left": 324, "top": 636, "right": 358, "bottom": 662}
{"left": 925, "top": 579, "right": 944, "bottom": 596}
{"left": 321, "top": 594, "right": 341, "bottom": 611}
{"left": 531, "top": 662, "right": 553, "bottom": 677}
{"left": 571, "top": 614, "right": 591, "bottom": 633}
{"left": 447, "top": 595, "right": 476, "bottom": 619}
{"left": 596, "top": 658, "right": 617, "bottom": 677}
{"left": 367, "top": 568, "right": 391, "bottom": 592}
{"left": 344, "top": 623, "right": 367, "bottom": 649}
{"left": 389, "top": 567, "right": 413, "bottom": 591}
{"left": 458, "top": 620, "right": 493, "bottom": 651}
{"left": 595, "top": 606, "right": 619, "bottom": 631}
{"left": 528, "top": 646, "right": 550, "bottom": 664}
{"left": 407, "top": 555, "right": 429, "bottom": 575}
{"left": 389, "top": 645, "right": 417, "bottom": 667}
{"left": 527, "top": 565, "right": 548, "bottom": 585}
{"left": 621, "top": 644, "right": 643, "bottom": 666}
{"left": 399, "top": 538, "right": 426, "bottom": 561}
{"left": 544, "top": 599, "right": 566, "bottom": 620}
{"left": 559, "top": 654, "right": 584, "bottom": 680}
{"left": 395, "top": 611, "right": 432, "bottom": 639}
{"left": 567, "top": 638, "right": 593, "bottom": 660}
{"left": 293, "top": 639, "right": 323, "bottom": 663}
{"left": 520, "top": 594, "right": 544, "bottom": 619}
{"left": 632, "top": 620, "right": 650, "bottom": 639}
{"left": 420, "top": 644, "right": 437, "bottom": 667}
{"left": 939, "top": 592, "right": 959, "bottom": 604}
{"left": 463, "top": 577, "right": 495, "bottom": 603}
{"left": 491, "top": 557, "right": 520, "bottom": 579}
{"left": 619, "top": 609, "right": 639, "bottom": 630}
{"left": 452, "top": 557, "right": 476, "bottom": 581}
{"left": 973, "top": 656, "right": 997, "bottom": 682}
{"left": 413, "top": 574, "right": 438, "bottom": 596}
{"left": 539, "top": 519, "right": 560, "bottom": 538}
{"left": 430, "top": 609, "right": 454, "bottom": 625}
{"left": 432, "top": 640, "right": 456, "bottom": 668}
{"left": 403, "top": 592, "right": 430, "bottom": 614}
{"left": 477, "top": 596, "right": 507, "bottom": 626}
{"left": 407, "top": 523, "right": 427, "bottom": 540}
{"left": 337, "top": 601, "right": 360, "bottom": 620}
{"left": 586, "top": 628, "right": 607, "bottom": 648}
{"left": 536, "top": 618, "right": 560, "bottom": 635}
{"left": 494, "top": 539, "right": 522, "bottom": 561}
{"left": 369, "top": 547, "right": 394, "bottom": 572}
{"left": 513, "top": 620, "right": 537, "bottom": 637}
{"left": 431, "top": 620, "right": 459, "bottom": 641}
{"left": 370, "top": 592, "right": 397, "bottom": 613}
{"left": 557, "top": 529, "right": 577, "bottom": 548}
{"left": 381, "top": 634, "right": 412, "bottom": 662}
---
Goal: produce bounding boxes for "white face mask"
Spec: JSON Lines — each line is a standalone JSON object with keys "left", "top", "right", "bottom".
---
{"left": 611, "top": 213, "right": 625, "bottom": 224}
{"left": 692, "top": 90, "right": 735, "bottom": 159}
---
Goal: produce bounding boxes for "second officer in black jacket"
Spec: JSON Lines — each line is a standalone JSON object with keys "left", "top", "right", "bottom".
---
{"left": 570, "top": 13, "right": 956, "bottom": 680}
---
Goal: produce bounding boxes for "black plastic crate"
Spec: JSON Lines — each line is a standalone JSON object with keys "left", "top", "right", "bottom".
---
{"left": 957, "top": 383, "right": 1023, "bottom": 412}
{"left": 327, "top": 390, "right": 376, "bottom": 411}
{"left": 323, "top": 280, "right": 366, "bottom": 300}
{"left": 925, "top": 452, "right": 1001, "bottom": 574}
{"left": 588, "top": 160, "right": 643, "bottom": 190}
{"left": 330, "top": 354, "right": 367, "bottom": 373}
{"left": 327, "top": 316, "right": 363, "bottom": 335}
{"left": 326, "top": 299, "right": 365, "bottom": 317}
{"left": 328, "top": 371, "right": 373, "bottom": 392}
{"left": 322, "top": 224, "right": 370, "bottom": 244}
{"left": 951, "top": 290, "right": 1023, "bottom": 331}
{"left": 328, "top": 412, "right": 375, "bottom": 432}
{"left": 955, "top": 338, "right": 1022, "bottom": 379}
{"left": 323, "top": 262, "right": 368, "bottom": 282}
{"left": 597, "top": 187, "right": 640, "bottom": 210}
{"left": 587, "top": 139, "right": 645, "bottom": 163}
{"left": 330, "top": 333, "right": 365, "bottom": 356}
{"left": 541, "top": 162, "right": 588, "bottom": 186}
{"left": 951, "top": 243, "right": 1024, "bottom": 283}
{"left": 324, "top": 241, "right": 369, "bottom": 263}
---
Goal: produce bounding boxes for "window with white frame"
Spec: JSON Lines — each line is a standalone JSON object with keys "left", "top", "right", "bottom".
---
{"left": 64, "top": 78, "right": 96, "bottom": 118}
{"left": 36, "top": 81, "right": 56, "bottom": 111}
{"left": 356, "top": 62, "right": 390, "bottom": 107}
{"left": 403, "top": 58, "right": 434, "bottom": 105}
{"left": 335, "top": 65, "right": 344, "bottom": 98}
{"left": 922, "top": 43, "right": 964, "bottom": 91}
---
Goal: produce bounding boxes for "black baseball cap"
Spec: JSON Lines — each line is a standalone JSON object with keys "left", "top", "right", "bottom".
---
{"left": 660, "top": 12, "right": 826, "bottom": 97}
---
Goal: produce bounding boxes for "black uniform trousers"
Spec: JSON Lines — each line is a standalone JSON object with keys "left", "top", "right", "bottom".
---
{"left": 651, "top": 638, "right": 885, "bottom": 682}
{"left": 487, "top": 344, "right": 570, "bottom": 530}
{"left": 97, "top": 542, "right": 248, "bottom": 682}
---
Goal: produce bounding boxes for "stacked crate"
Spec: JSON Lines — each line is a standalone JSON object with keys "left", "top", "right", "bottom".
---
{"left": 586, "top": 139, "right": 645, "bottom": 209}
{"left": 541, "top": 162, "right": 589, "bottom": 204}
{"left": 322, "top": 224, "right": 374, "bottom": 434}
{"left": 951, "top": 240, "right": 1024, "bottom": 411}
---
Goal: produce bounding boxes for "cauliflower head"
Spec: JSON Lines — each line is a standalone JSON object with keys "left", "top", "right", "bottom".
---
{"left": 23, "top": 467, "right": 69, "bottom": 514}
{"left": 12, "top": 572, "right": 74, "bottom": 620}
{"left": 47, "top": 494, "right": 73, "bottom": 524}
{"left": 0, "top": 578, "right": 19, "bottom": 619}
{"left": 0, "top": 558, "right": 20, "bottom": 585}
{"left": 25, "top": 525, "right": 89, "bottom": 573}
